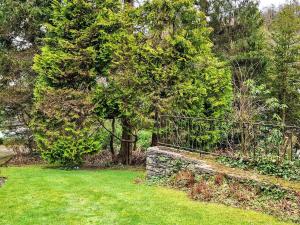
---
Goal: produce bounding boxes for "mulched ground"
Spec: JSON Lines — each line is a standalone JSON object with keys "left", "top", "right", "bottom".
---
{"left": 83, "top": 150, "right": 146, "bottom": 168}
{"left": 6, "top": 150, "right": 146, "bottom": 168}
{"left": 8, "top": 153, "right": 42, "bottom": 166}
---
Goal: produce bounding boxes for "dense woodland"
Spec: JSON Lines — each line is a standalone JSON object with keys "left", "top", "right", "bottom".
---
{"left": 0, "top": 0, "right": 299, "bottom": 166}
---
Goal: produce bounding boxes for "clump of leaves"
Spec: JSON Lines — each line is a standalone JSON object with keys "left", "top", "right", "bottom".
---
{"left": 172, "top": 170, "right": 196, "bottom": 188}
{"left": 228, "top": 182, "right": 257, "bottom": 203}
{"left": 190, "top": 180, "right": 213, "bottom": 201}
{"left": 133, "top": 176, "right": 145, "bottom": 185}
{"left": 214, "top": 173, "right": 225, "bottom": 186}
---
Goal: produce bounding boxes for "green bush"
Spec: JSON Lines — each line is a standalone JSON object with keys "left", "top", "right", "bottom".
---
{"left": 137, "top": 130, "right": 152, "bottom": 151}
{"left": 35, "top": 126, "right": 101, "bottom": 167}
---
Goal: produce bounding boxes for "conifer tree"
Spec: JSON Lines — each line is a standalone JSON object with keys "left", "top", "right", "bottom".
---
{"left": 200, "top": 0, "right": 271, "bottom": 125}
{"left": 0, "top": 0, "right": 51, "bottom": 146}
{"left": 139, "top": 0, "right": 233, "bottom": 148}
{"left": 95, "top": 0, "right": 233, "bottom": 161}
{"left": 32, "top": 0, "right": 103, "bottom": 166}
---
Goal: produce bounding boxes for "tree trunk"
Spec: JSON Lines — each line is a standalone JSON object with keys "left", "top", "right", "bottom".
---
{"left": 110, "top": 118, "right": 116, "bottom": 161}
{"left": 119, "top": 118, "right": 132, "bottom": 165}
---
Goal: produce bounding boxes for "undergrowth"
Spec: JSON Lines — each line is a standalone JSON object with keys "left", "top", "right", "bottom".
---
{"left": 217, "top": 156, "right": 300, "bottom": 181}
{"left": 161, "top": 170, "right": 300, "bottom": 223}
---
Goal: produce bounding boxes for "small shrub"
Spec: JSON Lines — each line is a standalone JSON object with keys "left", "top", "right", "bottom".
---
{"left": 228, "top": 182, "right": 254, "bottom": 202}
{"left": 35, "top": 127, "right": 102, "bottom": 168}
{"left": 214, "top": 174, "right": 225, "bottom": 186}
{"left": 236, "top": 192, "right": 250, "bottom": 202}
{"left": 190, "top": 180, "right": 213, "bottom": 201}
{"left": 258, "top": 185, "right": 287, "bottom": 200}
{"left": 279, "top": 199, "right": 293, "bottom": 211}
{"left": 137, "top": 130, "right": 152, "bottom": 151}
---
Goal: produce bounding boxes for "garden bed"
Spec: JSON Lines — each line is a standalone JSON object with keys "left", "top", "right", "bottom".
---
{"left": 167, "top": 171, "right": 300, "bottom": 223}
{"left": 147, "top": 146, "right": 300, "bottom": 223}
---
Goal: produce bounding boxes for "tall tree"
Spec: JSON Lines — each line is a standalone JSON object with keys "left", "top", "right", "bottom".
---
{"left": 94, "top": 3, "right": 142, "bottom": 164}
{"left": 141, "top": 0, "right": 233, "bottom": 145}
{"left": 95, "top": 0, "right": 233, "bottom": 163}
{"left": 118, "top": 0, "right": 136, "bottom": 164}
{"left": 0, "top": 0, "right": 51, "bottom": 145}
{"left": 200, "top": 0, "right": 271, "bottom": 124}
{"left": 269, "top": 2, "right": 300, "bottom": 125}
{"left": 32, "top": 0, "right": 104, "bottom": 166}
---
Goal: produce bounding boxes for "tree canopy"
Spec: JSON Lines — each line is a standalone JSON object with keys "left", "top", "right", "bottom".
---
{"left": 0, "top": 0, "right": 299, "bottom": 166}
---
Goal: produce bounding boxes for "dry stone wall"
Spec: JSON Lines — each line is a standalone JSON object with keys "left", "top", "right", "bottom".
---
{"left": 146, "top": 146, "right": 215, "bottom": 179}
{"left": 146, "top": 146, "right": 300, "bottom": 196}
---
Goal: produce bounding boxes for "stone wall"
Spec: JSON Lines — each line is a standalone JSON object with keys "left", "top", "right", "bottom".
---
{"left": 146, "top": 146, "right": 300, "bottom": 195}
{"left": 146, "top": 146, "right": 216, "bottom": 179}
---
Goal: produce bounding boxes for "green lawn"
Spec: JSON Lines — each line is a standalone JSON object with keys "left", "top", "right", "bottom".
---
{"left": 0, "top": 166, "right": 296, "bottom": 225}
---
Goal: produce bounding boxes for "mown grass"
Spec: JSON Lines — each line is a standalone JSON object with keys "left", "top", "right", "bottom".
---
{"left": 0, "top": 166, "right": 296, "bottom": 225}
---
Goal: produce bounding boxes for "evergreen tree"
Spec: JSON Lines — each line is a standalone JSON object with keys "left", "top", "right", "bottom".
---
{"left": 140, "top": 0, "right": 233, "bottom": 145}
{"left": 32, "top": 0, "right": 103, "bottom": 166}
{"left": 200, "top": 0, "right": 271, "bottom": 124}
{"left": 0, "top": 0, "right": 51, "bottom": 145}
{"left": 95, "top": 0, "right": 233, "bottom": 162}
{"left": 94, "top": 3, "right": 142, "bottom": 164}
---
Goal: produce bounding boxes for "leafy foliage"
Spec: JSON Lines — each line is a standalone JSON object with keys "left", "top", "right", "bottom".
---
{"left": 217, "top": 156, "right": 300, "bottom": 181}
{"left": 268, "top": 3, "right": 300, "bottom": 125}
{"left": 0, "top": 0, "right": 52, "bottom": 149}
{"left": 32, "top": 0, "right": 103, "bottom": 166}
{"left": 94, "top": 0, "right": 233, "bottom": 158}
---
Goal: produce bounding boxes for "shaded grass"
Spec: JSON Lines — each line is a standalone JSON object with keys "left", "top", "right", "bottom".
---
{"left": 0, "top": 166, "right": 296, "bottom": 225}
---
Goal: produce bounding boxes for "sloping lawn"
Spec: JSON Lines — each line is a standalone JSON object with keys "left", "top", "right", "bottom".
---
{"left": 0, "top": 166, "right": 296, "bottom": 225}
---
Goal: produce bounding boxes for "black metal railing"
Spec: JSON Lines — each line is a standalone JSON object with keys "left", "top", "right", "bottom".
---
{"left": 157, "top": 115, "right": 300, "bottom": 161}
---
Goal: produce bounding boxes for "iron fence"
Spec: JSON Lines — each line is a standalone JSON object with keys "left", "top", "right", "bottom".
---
{"left": 157, "top": 115, "right": 300, "bottom": 161}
